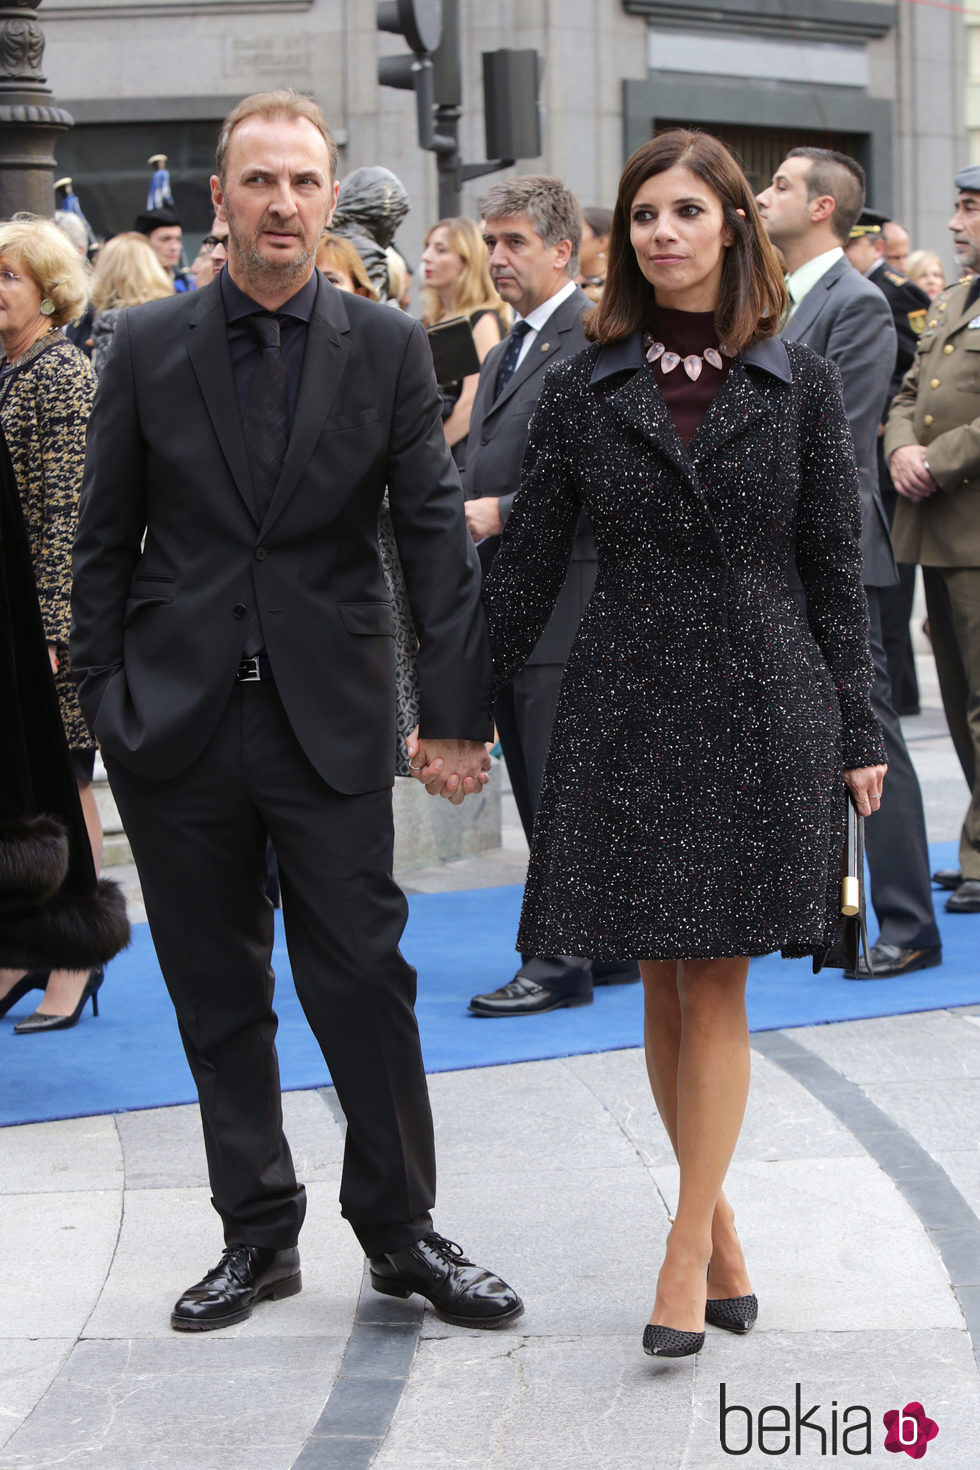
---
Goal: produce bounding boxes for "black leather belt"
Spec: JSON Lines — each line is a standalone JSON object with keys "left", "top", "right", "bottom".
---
{"left": 236, "top": 654, "right": 274, "bottom": 683}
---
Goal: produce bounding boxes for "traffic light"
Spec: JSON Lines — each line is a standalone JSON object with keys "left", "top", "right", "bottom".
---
{"left": 376, "top": 0, "right": 543, "bottom": 215}
{"left": 377, "top": 0, "right": 443, "bottom": 90}
{"left": 483, "top": 50, "right": 542, "bottom": 162}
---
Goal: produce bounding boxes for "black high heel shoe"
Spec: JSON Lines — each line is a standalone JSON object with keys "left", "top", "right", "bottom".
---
{"left": 643, "top": 1324, "right": 705, "bottom": 1358}
{"left": 705, "top": 1293, "right": 758, "bottom": 1334}
{"left": 13, "top": 967, "right": 104, "bottom": 1034}
{"left": 0, "top": 971, "right": 49, "bottom": 1020}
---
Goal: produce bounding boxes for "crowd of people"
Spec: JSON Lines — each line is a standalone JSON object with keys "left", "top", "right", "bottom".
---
{"left": 1, "top": 85, "right": 978, "bottom": 1363}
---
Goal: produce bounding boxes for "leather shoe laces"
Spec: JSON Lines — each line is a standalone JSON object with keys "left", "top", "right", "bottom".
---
{"left": 369, "top": 1230, "right": 523, "bottom": 1328}
{"left": 419, "top": 1232, "right": 473, "bottom": 1270}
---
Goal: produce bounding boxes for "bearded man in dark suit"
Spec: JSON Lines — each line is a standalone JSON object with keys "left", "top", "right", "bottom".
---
{"left": 71, "top": 90, "right": 522, "bottom": 1333}
{"left": 758, "top": 147, "right": 942, "bottom": 980}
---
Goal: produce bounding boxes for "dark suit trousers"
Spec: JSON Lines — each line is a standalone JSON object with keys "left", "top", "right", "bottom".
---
{"left": 864, "top": 590, "right": 940, "bottom": 948}
{"left": 105, "top": 682, "right": 435, "bottom": 1257}
{"left": 878, "top": 452, "right": 920, "bottom": 716}
{"left": 494, "top": 664, "right": 591, "bottom": 986}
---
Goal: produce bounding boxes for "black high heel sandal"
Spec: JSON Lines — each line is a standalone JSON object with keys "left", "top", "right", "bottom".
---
{"left": 0, "top": 971, "right": 49, "bottom": 1020}
{"left": 13, "top": 967, "right": 104, "bottom": 1034}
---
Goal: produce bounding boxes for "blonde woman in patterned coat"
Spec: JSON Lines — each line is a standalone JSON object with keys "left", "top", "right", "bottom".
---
{"left": 0, "top": 215, "right": 104, "bottom": 1032}
{"left": 482, "top": 133, "right": 887, "bottom": 1359}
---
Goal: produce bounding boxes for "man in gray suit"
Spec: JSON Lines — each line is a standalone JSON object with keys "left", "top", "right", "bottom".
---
{"left": 758, "top": 148, "right": 942, "bottom": 978}
{"left": 465, "top": 176, "right": 638, "bottom": 1015}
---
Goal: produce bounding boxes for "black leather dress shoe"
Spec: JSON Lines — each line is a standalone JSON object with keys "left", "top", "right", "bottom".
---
{"left": 591, "top": 960, "right": 641, "bottom": 985}
{"left": 369, "top": 1232, "right": 524, "bottom": 1328}
{"left": 171, "top": 1244, "right": 301, "bottom": 1331}
{"left": 932, "top": 868, "right": 963, "bottom": 891}
{"left": 946, "top": 880, "right": 980, "bottom": 914}
{"left": 845, "top": 942, "right": 942, "bottom": 980}
{"left": 468, "top": 973, "right": 592, "bottom": 1016}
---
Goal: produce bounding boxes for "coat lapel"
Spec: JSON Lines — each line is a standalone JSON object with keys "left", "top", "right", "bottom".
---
{"left": 591, "top": 333, "right": 689, "bottom": 479}
{"left": 689, "top": 356, "right": 780, "bottom": 464}
{"left": 781, "top": 256, "right": 846, "bottom": 343}
{"left": 486, "top": 288, "right": 585, "bottom": 418}
{"left": 185, "top": 283, "right": 259, "bottom": 523}
{"left": 591, "top": 332, "right": 789, "bottom": 502}
{"left": 947, "top": 282, "right": 980, "bottom": 335}
{"left": 259, "top": 278, "right": 350, "bottom": 535}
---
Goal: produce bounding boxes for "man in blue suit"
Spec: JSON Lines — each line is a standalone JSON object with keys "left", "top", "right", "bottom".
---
{"left": 758, "top": 149, "right": 942, "bottom": 979}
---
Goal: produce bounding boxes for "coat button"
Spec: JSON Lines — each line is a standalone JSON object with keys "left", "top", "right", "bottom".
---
{"left": 255, "top": 547, "right": 267, "bottom": 560}
{"left": 233, "top": 604, "right": 247, "bottom": 619}
{"left": 930, "top": 378, "right": 940, "bottom": 388}
{"left": 943, "top": 344, "right": 954, "bottom": 355}
{"left": 481, "top": 434, "right": 490, "bottom": 445}
{"left": 924, "top": 414, "right": 934, "bottom": 426}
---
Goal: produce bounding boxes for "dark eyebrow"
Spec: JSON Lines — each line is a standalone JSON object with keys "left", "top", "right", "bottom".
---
{"left": 631, "top": 195, "right": 708, "bottom": 210}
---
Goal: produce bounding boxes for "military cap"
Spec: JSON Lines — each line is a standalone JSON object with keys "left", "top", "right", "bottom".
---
{"left": 849, "top": 207, "right": 889, "bottom": 239}
{"left": 134, "top": 205, "right": 182, "bottom": 234}
{"left": 955, "top": 164, "right": 980, "bottom": 193}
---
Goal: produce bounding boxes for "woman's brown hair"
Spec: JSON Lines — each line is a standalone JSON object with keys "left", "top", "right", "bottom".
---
{"left": 586, "top": 130, "right": 788, "bottom": 353}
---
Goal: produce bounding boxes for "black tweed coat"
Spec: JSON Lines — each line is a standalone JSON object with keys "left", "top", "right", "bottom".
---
{"left": 483, "top": 332, "right": 886, "bottom": 962}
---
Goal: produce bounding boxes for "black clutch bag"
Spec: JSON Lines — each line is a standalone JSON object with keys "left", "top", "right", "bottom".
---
{"left": 812, "top": 794, "right": 873, "bottom": 974}
{"left": 426, "top": 316, "right": 481, "bottom": 388}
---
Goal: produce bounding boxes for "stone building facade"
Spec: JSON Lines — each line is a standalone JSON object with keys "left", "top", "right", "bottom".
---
{"left": 41, "top": 0, "right": 965, "bottom": 277}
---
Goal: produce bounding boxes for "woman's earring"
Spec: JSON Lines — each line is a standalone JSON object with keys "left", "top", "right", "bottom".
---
{"left": 39, "top": 299, "right": 55, "bottom": 316}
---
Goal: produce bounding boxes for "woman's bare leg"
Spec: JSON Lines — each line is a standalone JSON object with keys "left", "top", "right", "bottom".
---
{"left": 641, "top": 956, "right": 751, "bottom": 1330}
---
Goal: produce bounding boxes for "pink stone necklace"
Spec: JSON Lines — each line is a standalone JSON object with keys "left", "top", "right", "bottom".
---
{"left": 643, "top": 331, "right": 734, "bottom": 381}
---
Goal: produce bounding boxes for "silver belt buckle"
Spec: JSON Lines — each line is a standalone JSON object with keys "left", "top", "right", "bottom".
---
{"left": 237, "top": 656, "right": 261, "bottom": 682}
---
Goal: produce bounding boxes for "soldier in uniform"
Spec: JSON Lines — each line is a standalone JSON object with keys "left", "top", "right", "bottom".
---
{"left": 884, "top": 164, "right": 980, "bottom": 915}
{"left": 845, "top": 208, "right": 930, "bottom": 716}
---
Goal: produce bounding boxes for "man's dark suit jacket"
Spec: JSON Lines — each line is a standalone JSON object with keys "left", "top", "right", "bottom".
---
{"left": 781, "top": 254, "right": 898, "bottom": 588}
{"left": 868, "top": 261, "right": 930, "bottom": 402}
{"left": 71, "top": 276, "right": 492, "bottom": 791}
{"left": 465, "top": 284, "right": 593, "bottom": 664}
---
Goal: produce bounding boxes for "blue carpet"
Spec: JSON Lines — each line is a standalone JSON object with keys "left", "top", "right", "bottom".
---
{"left": 1, "top": 842, "right": 977, "bottom": 1127}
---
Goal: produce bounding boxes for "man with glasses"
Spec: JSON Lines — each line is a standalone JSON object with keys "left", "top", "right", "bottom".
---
{"left": 202, "top": 217, "right": 229, "bottom": 275}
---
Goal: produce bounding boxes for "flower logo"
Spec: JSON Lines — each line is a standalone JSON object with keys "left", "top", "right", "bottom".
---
{"left": 883, "top": 1402, "right": 939, "bottom": 1458}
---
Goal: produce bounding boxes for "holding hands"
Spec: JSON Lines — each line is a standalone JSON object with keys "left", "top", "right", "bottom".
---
{"left": 405, "top": 728, "right": 491, "bottom": 805}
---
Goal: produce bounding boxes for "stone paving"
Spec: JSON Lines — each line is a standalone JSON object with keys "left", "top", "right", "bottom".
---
{"left": 1, "top": 642, "right": 978, "bottom": 1468}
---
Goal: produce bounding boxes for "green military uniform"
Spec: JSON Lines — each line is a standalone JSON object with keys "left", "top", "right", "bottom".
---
{"left": 884, "top": 274, "right": 980, "bottom": 881}
{"left": 886, "top": 277, "right": 980, "bottom": 565}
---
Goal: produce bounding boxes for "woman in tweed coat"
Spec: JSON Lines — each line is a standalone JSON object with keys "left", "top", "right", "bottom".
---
{"left": 481, "top": 133, "right": 887, "bottom": 1358}
{"left": 0, "top": 216, "right": 107, "bottom": 1032}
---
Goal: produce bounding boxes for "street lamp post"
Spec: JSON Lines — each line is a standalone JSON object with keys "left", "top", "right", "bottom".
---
{"left": 0, "top": 0, "right": 72, "bottom": 219}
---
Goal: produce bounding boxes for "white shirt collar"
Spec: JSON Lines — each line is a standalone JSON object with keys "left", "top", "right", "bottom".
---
{"left": 517, "top": 279, "right": 578, "bottom": 333}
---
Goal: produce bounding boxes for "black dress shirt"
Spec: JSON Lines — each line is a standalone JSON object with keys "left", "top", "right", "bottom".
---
{"left": 221, "top": 267, "right": 318, "bottom": 428}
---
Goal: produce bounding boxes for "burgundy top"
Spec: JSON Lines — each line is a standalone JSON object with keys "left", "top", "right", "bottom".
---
{"left": 645, "top": 305, "right": 732, "bottom": 447}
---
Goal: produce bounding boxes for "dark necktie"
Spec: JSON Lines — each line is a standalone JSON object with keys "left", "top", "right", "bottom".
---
{"left": 243, "top": 313, "right": 288, "bottom": 521}
{"left": 494, "top": 319, "right": 532, "bottom": 399}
